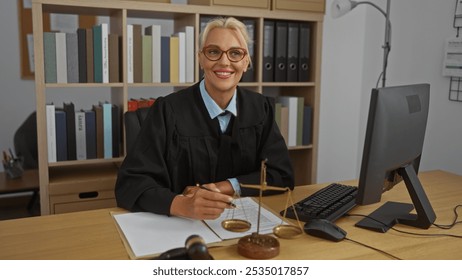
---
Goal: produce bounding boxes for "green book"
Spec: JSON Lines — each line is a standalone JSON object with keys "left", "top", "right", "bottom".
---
{"left": 93, "top": 24, "right": 103, "bottom": 83}
{"left": 43, "top": 32, "right": 57, "bottom": 83}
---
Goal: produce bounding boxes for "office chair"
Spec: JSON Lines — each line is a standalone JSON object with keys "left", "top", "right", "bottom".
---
{"left": 124, "top": 107, "right": 150, "bottom": 152}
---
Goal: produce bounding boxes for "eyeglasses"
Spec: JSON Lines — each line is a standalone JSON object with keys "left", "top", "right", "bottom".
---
{"left": 201, "top": 46, "right": 247, "bottom": 62}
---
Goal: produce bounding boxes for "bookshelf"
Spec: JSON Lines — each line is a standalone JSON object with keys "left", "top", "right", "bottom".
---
{"left": 31, "top": 0, "right": 325, "bottom": 215}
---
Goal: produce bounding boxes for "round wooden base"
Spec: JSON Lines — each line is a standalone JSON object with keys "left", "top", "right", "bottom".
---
{"left": 237, "top": 233, "right": 280, "bottom": 259}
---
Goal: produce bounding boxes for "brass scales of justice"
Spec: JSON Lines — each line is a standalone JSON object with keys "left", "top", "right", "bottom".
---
{"left": 220, "top": 159, "right": 303, "bottom": 259}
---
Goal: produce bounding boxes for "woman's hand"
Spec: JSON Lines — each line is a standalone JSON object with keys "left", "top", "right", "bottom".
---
{"left": 170, "top": 183, "right": 234, "bottom": 220}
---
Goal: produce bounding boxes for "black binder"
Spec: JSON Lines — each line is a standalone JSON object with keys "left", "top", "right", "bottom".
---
{"left": 274, "top": 21, "right": 288, "bottom": 82}
{"left": 298, "top": 23, "right": 310, "bottom": 82}
{"left": 287, "top": 22, "right": 299, "bottom": 82}
{"left": 241, "top": 19, "right": 256, "bottom": 82}
{"left": 262, "top": 20, "right": 275, "bottom": 82}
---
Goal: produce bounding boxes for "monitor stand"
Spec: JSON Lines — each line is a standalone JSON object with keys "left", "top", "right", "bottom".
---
{"left": 355, "top": 164, "right": 437, "bottom": 233}
{"left": 355, "top": 201, "right": 414, "bottom": 233}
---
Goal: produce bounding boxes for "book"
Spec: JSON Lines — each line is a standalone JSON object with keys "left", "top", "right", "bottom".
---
{"left": 126, "top": 24, "right": 134, "bottom": 83}
{"left": 75, "top": 110, "right": 86, "bottom": 160}
{"left": 280, "top": 106, "right": 289, "bottom": 145}
{"left": 169, "top": 36, "right": 179, "bottom": 83}
{"left": 262, "top": 20, "right": 275, "bottom": 82}
{"left": 127, "top": 98, "right": 139, "bottom": 112}
{"left": 145, "top": 25, "right": 161, "bottom": 83}
{"left": 277, "top": 96, "right": 300, "bottom": 147}
{"left": 108, "top": 33, "right": 120, "bottom": 83}
{"left": 46, "top": 104, "right": 57, "bottom": 163}
{"left": 296, "top": 97, "right": 304, "bottom": 146}
{"left": 274, "top": 21, "right": 288, "bottom": 82}
{"left": 92, "top": 104, "right": 104, "bottom": 158}
{"left": 160, "top": 36, "right": 170, "bottom": 83}
{"left": 287, "top": 22, "right": 299, "bottom": 82}
{"left": 111, "top": 104, "right": 121, "bottom": 158}
{"left": 298, "top": 22, "right": 310, "bottom": 82}
{"left": 112, "top": 197, "right": 286, "bottom": 259}
{"left": 55, "top": 109, "right": 68, "bottom": 162}
{"left": 55, "top": 32, "right": 67, "bottom": 83}
{"left": 93, "top": 23, "right": 109, "bottom": 83}
{"left": 102, "top": 102, "right": 113, "bottom": 159}
{"left": 77, "top": 28, "right": 87, "bottom": 83}
{"left": 84, "top": 109, "right": 97, "bottom": 159}
{"left": 142, "top": 35, "right": 152, "bottom": 83}
{"left": 85, "top": 27, "right": 94, "bottom": 83}
{"left": 302, "top": 105, "right": 312, "bottom": 145}
{"left": 174, "top": 32, "right": 186, "bottom": 83}
{"left": 63, "top": 102, "right": 76, "bottom": 160}
{"left": 184, "top": 26, "right": 194, "bottom": 83}
{"left": 66, "top": 32, "right": 79, "bottom": 83}
{"left": 43, "top": 32, "right": 57, "bottom": 83}
{"left": 133, "top": 24, "right": 143, "bottom": 83}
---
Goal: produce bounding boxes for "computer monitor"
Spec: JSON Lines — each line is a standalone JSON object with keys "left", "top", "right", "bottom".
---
{"left": 355, "top": 83, "right": 436, "bottom": 233}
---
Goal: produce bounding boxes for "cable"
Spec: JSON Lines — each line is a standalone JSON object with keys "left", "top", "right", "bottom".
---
{"left": 345, "top": 213, "right": 462, "bottom": 238}
{"left": 344, "top": 237, "right": 401, "bottom": 260}
{"left": 433, "top": 204, "right": 462, "bottom": 229}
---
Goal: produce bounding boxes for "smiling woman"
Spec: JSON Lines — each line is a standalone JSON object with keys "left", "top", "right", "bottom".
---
{"left": 115, "top": 16, "right": 294, "bottom": 221}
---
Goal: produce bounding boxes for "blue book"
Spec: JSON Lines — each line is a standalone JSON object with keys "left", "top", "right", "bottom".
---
{"left": 161, "top": 36, "right": 170, "bottom": 83}
{"left": 102, "top": 102, "right": 112, "bottom": 159}
{"left": 85, "top": 110, "right": 97, "bottom": 159}
{"left": 55, "top": 110, "right": 68, "bottom": 161}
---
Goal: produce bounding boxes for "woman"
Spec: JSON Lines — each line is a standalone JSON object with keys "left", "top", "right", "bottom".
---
{"left": 115, "top": 17, "right": 294, "bottom": 220}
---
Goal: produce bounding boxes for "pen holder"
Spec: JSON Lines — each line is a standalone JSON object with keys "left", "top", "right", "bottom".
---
{"left": 3, "top": 157, "right": 24, "bottom": 179}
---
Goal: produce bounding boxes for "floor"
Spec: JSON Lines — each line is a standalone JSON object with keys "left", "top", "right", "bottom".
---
{"left": 0, "top": 193, "right": 40, "bottom": 221}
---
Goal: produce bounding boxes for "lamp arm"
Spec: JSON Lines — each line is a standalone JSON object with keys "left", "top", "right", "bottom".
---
{"left": 356, "top": 1, "right": 386, "bottom": 17}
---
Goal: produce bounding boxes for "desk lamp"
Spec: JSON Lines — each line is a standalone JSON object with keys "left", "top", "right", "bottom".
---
{"left": 331, "top": 0, "right": 391, "bottom": 87}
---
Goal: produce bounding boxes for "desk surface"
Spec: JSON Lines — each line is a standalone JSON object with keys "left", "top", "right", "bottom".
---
{"left": 0, "top": 170, "right": 461, "bottom": 260}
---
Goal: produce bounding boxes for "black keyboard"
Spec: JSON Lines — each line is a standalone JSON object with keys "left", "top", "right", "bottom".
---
{"left": 282, "top": 183, "right": 358, "bottom": 222}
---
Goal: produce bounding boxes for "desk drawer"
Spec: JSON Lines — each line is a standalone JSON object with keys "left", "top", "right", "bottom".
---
{"left": 53, "top": 198, "right": 116, "bottom": 214}
{"left": 50, "top": 189, "right": 116, "bottom": 214}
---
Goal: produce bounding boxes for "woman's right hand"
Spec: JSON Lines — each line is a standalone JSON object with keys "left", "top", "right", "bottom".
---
{"left": 170, "top": 185, "right": 234, "bottom": 220}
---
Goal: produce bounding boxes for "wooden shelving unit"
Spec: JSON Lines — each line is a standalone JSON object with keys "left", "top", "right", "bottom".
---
{"left": 31, "top": 0, "right": 325, "bottom": 215}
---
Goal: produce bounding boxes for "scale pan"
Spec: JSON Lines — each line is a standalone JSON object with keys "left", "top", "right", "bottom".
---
{"left": 273, "top": 224, "right": 303, "bottom": 239}
{"left": 221, "top": 219, "right": 251, "bottom": 232}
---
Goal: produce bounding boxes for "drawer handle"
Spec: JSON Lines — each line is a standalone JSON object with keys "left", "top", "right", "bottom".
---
{"left": 79, "top": 191, "right": 99, "bottom": 199}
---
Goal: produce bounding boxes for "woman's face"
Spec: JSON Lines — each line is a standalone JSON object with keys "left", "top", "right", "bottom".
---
{"left": 199, "top": 28, "right": 249, "bottom": 95}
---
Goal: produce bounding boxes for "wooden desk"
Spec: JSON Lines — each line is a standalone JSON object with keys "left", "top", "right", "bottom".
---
{"left": 0, "top": 170, "right": 460, "bottom": 260}
{"left": 0, "top": 169, "right": 39, "bottom": 211}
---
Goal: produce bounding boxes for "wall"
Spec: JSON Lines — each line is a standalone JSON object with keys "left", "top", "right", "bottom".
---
{"left": 1, "top": 1, "right": 461, "bottom": 181}
{"left": 318, "top": 0, "right": 462, "bottom": 183}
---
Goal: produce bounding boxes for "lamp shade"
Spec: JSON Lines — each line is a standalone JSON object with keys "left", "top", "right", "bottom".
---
{"left": 331, "top": 0, "right": 358, "bottom": 18}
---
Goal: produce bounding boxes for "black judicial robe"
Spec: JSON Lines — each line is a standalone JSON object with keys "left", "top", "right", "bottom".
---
{"left": 115, "top": 82, "right": 294, "bottom": 215}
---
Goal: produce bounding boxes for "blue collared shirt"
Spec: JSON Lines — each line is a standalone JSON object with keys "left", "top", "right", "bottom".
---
{"left": 199, "top": 80, "right": 240, "bottom": 194}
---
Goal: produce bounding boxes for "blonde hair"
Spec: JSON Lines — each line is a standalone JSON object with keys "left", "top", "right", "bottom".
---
{"left": 199, "top": 17, "right": 252, "bottom": 65}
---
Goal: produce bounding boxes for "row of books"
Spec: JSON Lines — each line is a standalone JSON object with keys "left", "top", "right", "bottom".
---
{"left": 275, "top": 96, "right": 312, "bottom": 147}
{"left": 127, "top": 98, "right": 157, "bottom": 112}
{"left": 263, "top": 20, "right": 311, "bottom": 83}
{"left": 127, "top": 24, "right": 195, "bottom": 84}
{"left": 43, "top": 23, "right": 120, "bottom": 84}
{"left": 46, "top": 102, "right": 121, "bottom": 163}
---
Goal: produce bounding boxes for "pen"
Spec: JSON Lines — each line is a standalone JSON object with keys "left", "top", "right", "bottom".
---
{"left": 197, "top": 184, "right": 236, "bottom": 208}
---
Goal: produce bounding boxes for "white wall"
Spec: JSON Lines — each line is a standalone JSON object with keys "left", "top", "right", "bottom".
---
{"left": 318, "top": 0, "right": 462, "bottom": 183}
{"left": 1, "top": 1, "right": 461, "bottom": 180}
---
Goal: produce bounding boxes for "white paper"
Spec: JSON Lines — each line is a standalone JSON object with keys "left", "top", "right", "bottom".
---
{"left": 203, "top": 197, "right": 287, "bottom": 240}
{"left": 113, "top": 212, "right": 221, "bottom": 259}
{"left": 443, "top": 37, "right": 462, "bottom": 77}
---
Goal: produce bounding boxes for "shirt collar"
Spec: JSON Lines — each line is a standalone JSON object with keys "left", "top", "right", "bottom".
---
{"left": 200, "top": 79, "right": 237, "bottom": 119}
